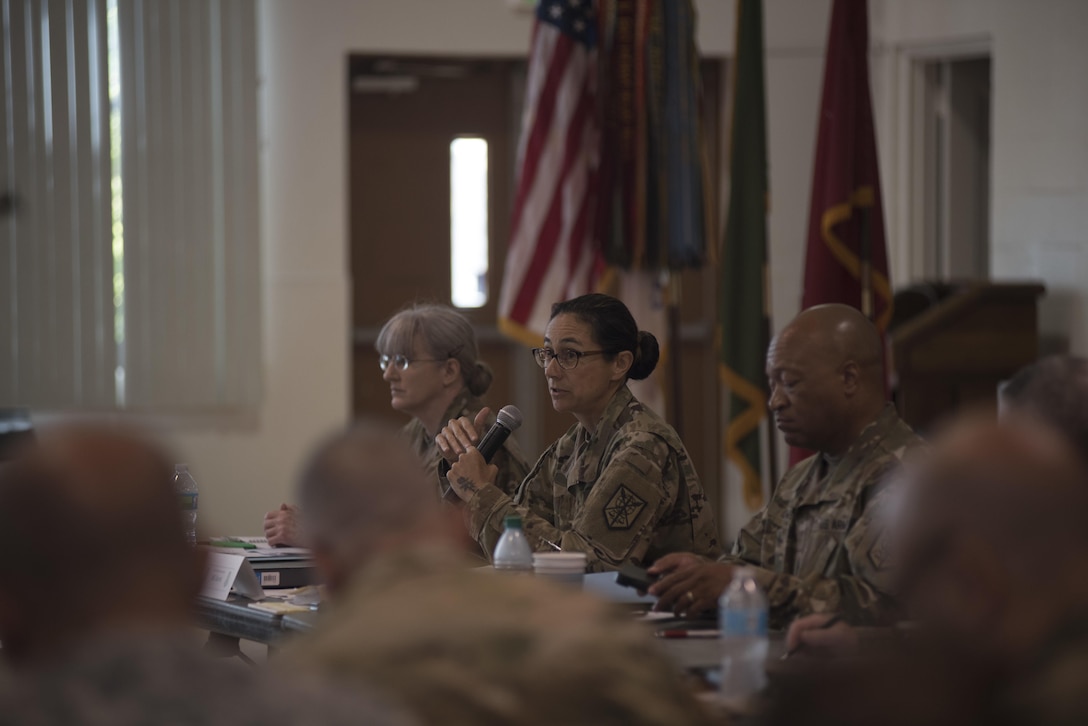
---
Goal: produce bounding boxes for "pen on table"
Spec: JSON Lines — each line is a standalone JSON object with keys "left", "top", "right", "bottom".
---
{"left": 780, "top": 613, "right": 844, "bottom": 660}
{"left": 655, "top": 629, "right": 721, "bottom": 639}
{"left": 211, "top": 540, "right": 256, "bottom": 550}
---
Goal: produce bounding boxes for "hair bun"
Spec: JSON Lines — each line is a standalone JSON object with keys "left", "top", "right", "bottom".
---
{"left": 628, "top": 331, "right": 660, "bottom": 380}
{"left": 466, "top": 360, "right": 494, "bottom": 397}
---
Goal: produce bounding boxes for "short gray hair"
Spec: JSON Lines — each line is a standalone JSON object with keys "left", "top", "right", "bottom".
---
{"left": 296, "top": 420, "right": 436, "bottom": 565}
{"left": 999, "top": 355, "right": 1088, "bottom": 462}
{"left": 375, "top": 304, "right": 493, "bottom": 397}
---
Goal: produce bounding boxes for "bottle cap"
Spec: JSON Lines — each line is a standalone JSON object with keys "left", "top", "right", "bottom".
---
{"left": 503, "top": 515, "right": 523, "bottom": 529}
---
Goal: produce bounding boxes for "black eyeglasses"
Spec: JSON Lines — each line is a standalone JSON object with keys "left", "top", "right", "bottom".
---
{"left": 531, "top": 347, "right": 606, "bottom": 370}
{"left": 379, "top": 354, "right": 445, "bottom": 372}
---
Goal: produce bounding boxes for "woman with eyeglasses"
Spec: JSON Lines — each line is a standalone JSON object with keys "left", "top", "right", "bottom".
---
{"left": 263, "top": 303, "right": 529, "bottom": 546}
{"left": 437, "top": 293, "right": 721, "bottom": 572}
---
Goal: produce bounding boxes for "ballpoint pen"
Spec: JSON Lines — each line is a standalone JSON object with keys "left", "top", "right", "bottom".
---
{"left": 655, "top": 629, "right": 721, "bottom": 639}
{"left": 210, "top": 539, "right": 257, "bottom": 550}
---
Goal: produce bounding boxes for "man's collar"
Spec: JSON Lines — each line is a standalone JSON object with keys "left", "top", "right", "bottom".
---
{"left": 826, "top": 403, "right": 900, "bottom": 463}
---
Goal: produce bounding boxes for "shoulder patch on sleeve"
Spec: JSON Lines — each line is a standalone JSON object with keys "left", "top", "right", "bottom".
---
{"left": 603, "top": 485, "right": 647, "bottom": 530}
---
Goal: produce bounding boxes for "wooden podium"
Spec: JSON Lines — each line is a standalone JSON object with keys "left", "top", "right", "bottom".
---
{"left": 889, "top": 281, "right": 1046, "bottom": 433}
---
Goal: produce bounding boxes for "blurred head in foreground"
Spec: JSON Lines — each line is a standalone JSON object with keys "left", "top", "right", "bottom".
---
{"left": 999, "top": 355, "right": 1088, "bottom": 461}
{"left": 288, "top": 419, "right": 715, "bottom": 726}
{"left": 897, "top": 414, "right": 1088, "bottom": 662}
{"left": 0, "top": 424, "right": 203, "bottom": 666}
{"left": 297, "top": 420, "right": 462, "bottom": 595}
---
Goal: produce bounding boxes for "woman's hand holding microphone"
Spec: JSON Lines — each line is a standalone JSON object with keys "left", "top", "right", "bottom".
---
{"left": 436, "top": 409, "right": 498, "bottom": 503}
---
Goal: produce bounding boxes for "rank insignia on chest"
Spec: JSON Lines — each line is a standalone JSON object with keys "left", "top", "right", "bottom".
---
{"left": 603, "top": 485, "right": 647, "bottom": 530}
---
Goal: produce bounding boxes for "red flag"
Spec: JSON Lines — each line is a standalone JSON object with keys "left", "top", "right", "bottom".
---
{"left": 498, "top": 0, "right": 605, "bottom": 347}
{"left": 802, "top": 0, "right": 891, "bottom": 327}
{"left": 795, "top": 0, "right": 891, "bottom": 464}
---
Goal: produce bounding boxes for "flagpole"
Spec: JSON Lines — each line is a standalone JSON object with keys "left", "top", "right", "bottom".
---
{"left": 859, "top": 205, "right": 873, "bottom": 320}
{"left": 666, "top": 271, "right": 684, "bottom": 436}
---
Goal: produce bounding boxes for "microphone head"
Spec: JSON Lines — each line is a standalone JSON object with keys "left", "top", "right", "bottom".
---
{"left": 495, "top": 405, "right": 523, "bottom": 431}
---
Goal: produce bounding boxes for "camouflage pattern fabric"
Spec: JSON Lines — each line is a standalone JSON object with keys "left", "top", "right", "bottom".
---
{"left": 281, "top": 545, "right": 714, "bottom": 726}
{"left": 724, "top": 404, "right": 922, "bottom": 628}
{"left": 404, "top": 391, "right": 530, "bottom": 500}
{"left": 466, "top": 386, "right": 721, "bottom": 572}
{"left": 0, "top": 633, "right": 411, "bottom": 726}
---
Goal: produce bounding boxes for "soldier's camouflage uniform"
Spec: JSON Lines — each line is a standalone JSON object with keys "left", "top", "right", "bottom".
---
{"left": 282, "top": 544, "right": 715, "bottom": 726}
{"left": 466, "top": 386, "right": 721, "bottom": 572}
{"left": 0, "top": 632, "right": 412, "bottom": 726}
{"left": 405, "top": 391, "right": 530, "bottom": 500}
{"left": 724, "top": 404, "right": 922, "bottom": 628}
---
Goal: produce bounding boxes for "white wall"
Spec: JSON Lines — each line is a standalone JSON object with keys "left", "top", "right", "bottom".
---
{"left": 762, "top": 1, "right": 832, "bottom": 333}
{"left": 871, "top": 0, "right": 1088, "bottom": 353}
{"left": 171, "top": 0, "right": 1088, "bottom": 535}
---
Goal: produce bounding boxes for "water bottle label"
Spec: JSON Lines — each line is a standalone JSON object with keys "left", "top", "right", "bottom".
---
{"left": 721, "top": 608, "right": 768, "bottom": 637}
{"left": 178, "top": 493, "right": 198, "bottom": 511}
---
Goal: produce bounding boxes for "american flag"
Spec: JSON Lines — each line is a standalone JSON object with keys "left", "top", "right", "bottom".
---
{"left": 498, "top": 0, "right": 604, "bottom": 347}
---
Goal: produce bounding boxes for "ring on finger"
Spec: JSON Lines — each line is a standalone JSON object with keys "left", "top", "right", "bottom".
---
{"left": 686, "top": 590, "right": 695, "bottom": 603}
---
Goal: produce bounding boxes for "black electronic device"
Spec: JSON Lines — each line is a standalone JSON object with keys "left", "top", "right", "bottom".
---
{"left": 615, "top": 563, "right": 659, "bottom": 592}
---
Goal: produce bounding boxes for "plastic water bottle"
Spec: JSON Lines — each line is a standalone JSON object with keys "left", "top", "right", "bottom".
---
{"left": 719, "top": 567, "right": 769, "bottom": 701}
{"left": 174, "top": 464, "right": 199, "bottom": 546}
{"left": 492, "top": 515, "right": 533, "bottom": 573}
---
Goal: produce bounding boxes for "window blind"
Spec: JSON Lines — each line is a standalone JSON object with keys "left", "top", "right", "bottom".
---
{"left": 0, "top": 0, "right": 260, "bottom": 413}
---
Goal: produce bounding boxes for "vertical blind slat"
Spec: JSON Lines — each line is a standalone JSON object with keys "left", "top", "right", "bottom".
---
{"left": 71, "top": 0, "right": 114, "bottom": 408}
{"left": 209, "top": 0, "right": 226, "bottom": 405}
{"left": 0, "top": 0, "right": 15, "bottom": 400}
{"left": 87, "top": 0, "right": 116, "bottom": 406}
{"left": 235, "top": 0, "right": 261, "bottom": 406}
{"left": 7, "top": 0, "right": 33, "bottom": 402}
{"left": 28, "top": 0, "right": 49, "bottom": 402}
{"left": 0, "top": 0, "right": 14, "bottom": 400}
{"left": 58, "top": 0, "right": 80, "bottom": 403}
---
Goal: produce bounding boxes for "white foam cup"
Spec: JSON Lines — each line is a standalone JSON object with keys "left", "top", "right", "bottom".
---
{"left": 532, "top": 552, "right": 587, "bottom": 587}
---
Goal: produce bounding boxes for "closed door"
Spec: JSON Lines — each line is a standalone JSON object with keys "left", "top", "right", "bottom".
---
{"left": 348, "top": 56, "right": 569, "bottom": 451}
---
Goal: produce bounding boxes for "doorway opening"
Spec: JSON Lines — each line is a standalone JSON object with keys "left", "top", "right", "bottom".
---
{"left": 910, "top": 54, "right": 992, "bottom": 280}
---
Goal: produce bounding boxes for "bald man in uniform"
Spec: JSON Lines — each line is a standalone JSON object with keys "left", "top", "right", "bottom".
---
{"left": 650, "top": 304, "right": 923, "bottom": 627}
{"left": 772, "top": 417, "right": 1088, "bottom": 725}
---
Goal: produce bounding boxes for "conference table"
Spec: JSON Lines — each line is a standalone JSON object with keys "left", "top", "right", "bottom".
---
{"left": 194, "top": 570, "right": 789, "bottom": 672}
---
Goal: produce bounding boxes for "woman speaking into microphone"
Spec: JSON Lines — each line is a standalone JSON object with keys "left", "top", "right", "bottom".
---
{"left": 264, "top": 303, "right": 529, "bottom": 546}
{"left": 438, "top": 294, "right": 721, "bottom": 572}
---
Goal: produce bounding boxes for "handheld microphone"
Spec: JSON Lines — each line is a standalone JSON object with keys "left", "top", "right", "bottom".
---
{"left": 439, "top": 405, "right": 523, "bottom": 478}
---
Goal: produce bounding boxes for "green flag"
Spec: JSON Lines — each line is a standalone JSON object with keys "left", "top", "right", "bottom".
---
{"left": 719, "top": 0, "right": 770, "bottom": 511}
